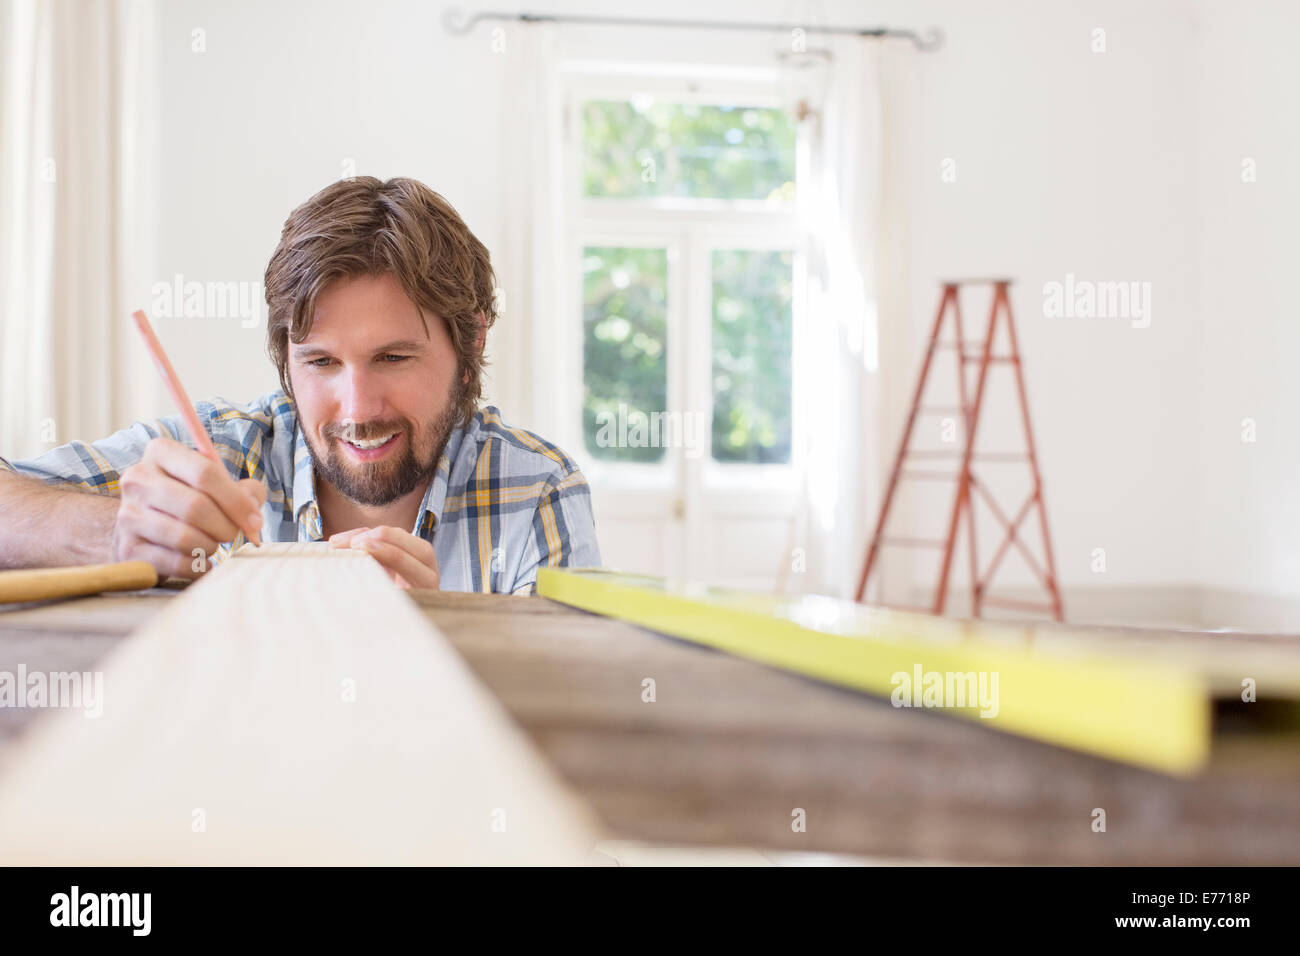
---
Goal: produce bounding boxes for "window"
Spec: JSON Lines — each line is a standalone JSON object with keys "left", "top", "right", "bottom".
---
{"left": 711, "top": 248, "right": 794, "bottom": 464}
{"left": 582, "top": 245, "right": 669, "bottom": 464}
{"left": 571, "top": 84, "right": 805, "bottom": 476}
{"left": 581, "top": 100, "right": 796, "bottom": 202}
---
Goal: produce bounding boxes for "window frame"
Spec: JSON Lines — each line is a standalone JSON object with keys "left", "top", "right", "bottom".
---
{"left": 561, "top": 65, "right": 809, "bottom": 492}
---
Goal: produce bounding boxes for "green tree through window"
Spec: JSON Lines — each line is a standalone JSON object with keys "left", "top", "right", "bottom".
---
{"left": 712, "top": 249, "right": 793, "bottom": 464}
{"left": 580, "top": 98, "right": 798, "bottom": 466}
{"left": 583, "top": 101, "right": 796, "bottom": 201}
{"left": 582, "top": 247, "right": 668, "bottom": 463}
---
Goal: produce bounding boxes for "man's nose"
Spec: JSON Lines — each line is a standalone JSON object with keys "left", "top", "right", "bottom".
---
{"left": 337, "top": 365, "right": 386, "bottom": 425}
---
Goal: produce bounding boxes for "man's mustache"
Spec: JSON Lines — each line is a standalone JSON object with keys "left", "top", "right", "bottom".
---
{"left": 326, "top": 420, "right": 411, "bottom": 442}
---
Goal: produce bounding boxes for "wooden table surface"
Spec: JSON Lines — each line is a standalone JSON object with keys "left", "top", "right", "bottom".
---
{"left": 2, "top": 586, "right": 1298, "bottom": 865}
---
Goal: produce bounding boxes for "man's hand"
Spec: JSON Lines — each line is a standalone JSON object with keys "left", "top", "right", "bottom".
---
{"left": 328, "top": 526, "right": 440, "bottom": 590}
{"left": 112, "top": 437, "right": 266, "bottom": 579}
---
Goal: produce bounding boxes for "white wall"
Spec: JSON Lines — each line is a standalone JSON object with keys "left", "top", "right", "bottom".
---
{"left": 882, "top": 0, "right": 1202, "bottom": 608}
{"left": 152, "top": 0, "right": 508, "bottom": 404}
{"left": 139, "top": 0, "right": 1299, "bottom": 618}
{"left": 1192, "top": 0, "right": 1300, "bottom": 602}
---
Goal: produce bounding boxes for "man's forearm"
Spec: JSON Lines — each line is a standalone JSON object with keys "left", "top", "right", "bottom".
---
{"left": 0, "top": 471, "right": 118, "bottom": 569}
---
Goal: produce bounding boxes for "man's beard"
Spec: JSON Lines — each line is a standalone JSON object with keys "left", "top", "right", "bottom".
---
{"left": 304, "top": 380, "right": 465, "bottom": 508}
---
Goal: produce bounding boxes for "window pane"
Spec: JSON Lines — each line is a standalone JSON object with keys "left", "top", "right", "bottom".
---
{"left": 711, "top": 249, "right": 793, "bottom": 464}
{"left": 582, "top": 100, "right": 796, "bottom": 202}
{"left": 583, "top": 246, "right": 669, "bottom": 463}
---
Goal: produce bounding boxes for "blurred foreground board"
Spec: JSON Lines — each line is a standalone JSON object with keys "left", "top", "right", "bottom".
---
{"left": 538, "top": 569, "right": 1300, "bottom": 775}
{"left": 4, "top": 572, "right": 1300, "bottom": 863}
{"left": 0, "top": 543, "right": 601, "bottom": 864}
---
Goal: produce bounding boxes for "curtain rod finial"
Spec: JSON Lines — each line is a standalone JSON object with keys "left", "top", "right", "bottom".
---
{"left": 917, "top": 27, "right": 945, "bottom": 52}
{"left": 442, "top": 6, "right": 475, "bottom": 36}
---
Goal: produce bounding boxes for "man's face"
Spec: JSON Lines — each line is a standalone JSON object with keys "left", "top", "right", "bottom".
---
{"left": 288, "top": 272, "right": 464, "bottom": 507}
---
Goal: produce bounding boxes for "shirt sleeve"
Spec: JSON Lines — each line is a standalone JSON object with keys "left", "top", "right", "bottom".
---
{"left": 0, "top": 399, "right": 257, "bottom": 494}
{"left": 0, "top": 415, "right": 193, "bottom": 495}
{"left": 510, "top": 469, "right": 603, "bottom": 595}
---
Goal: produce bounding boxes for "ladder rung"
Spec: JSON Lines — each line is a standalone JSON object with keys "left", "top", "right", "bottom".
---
{"left": 880, "top": 537, "right": 948, "bottom": 548}
{"left": 880, "top": 604, "right": 934, "bottom": 614}
{"left": 980, "top": 595, "right": 1056, "bottom": 613}
{"left": 962, "top": 354, "right": 1019, "bottom": 363}
{"left": 903, "top": 451, "right": 1027, "bottom": 462}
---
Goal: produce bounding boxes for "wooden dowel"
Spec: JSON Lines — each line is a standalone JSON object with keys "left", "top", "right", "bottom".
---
{"left": 0, "top": 562, "right": 159, "bottom": 604}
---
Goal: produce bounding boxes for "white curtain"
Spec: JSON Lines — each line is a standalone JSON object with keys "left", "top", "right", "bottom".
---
{"left": 782, "top": 35, "right": 915, "bottom": 599}
{"left": 482, "top": 22, "right": 915, "bottom": 599}
{"left": 486, "top": 20, "right": 565, "bottom": 437}
{"left": 0, "top": 0, "right": 158, "bottom": 462}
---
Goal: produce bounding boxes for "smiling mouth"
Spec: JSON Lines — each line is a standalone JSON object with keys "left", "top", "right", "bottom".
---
{"left": 341, "top": 433, "right": 398, "bottom": 451}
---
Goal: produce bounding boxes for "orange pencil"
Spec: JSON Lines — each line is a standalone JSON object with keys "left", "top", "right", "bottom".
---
{"left": 131, "top": 309, "right": 261, "bottom": 546}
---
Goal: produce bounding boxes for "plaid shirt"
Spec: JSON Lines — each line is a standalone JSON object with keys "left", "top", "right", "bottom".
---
{"left": 0, "top": 390, "right": 602, "bottom": 594}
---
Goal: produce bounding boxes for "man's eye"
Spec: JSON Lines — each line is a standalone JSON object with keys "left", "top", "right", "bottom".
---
{"left": 382, "top": 354, "right": 411, "bottom": 363}
{"left": 309, "top": 358, "right": 333, "bottom": 368}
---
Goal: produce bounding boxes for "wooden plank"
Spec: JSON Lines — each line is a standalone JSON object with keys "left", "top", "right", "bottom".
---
{"left": 538, "top": 569, "right": 1223, "bottom": 773}
{"left": 0, "top": 543, "right": 601, "bottom": 864}
{"left": 428, "top": 599, "right": 1300, "bottom": 865}
{"left": 4, "top": 586, "right": 1300, "bottom": 863}
{"left": 0, "top": 589, "right": 181, "bottom": 635}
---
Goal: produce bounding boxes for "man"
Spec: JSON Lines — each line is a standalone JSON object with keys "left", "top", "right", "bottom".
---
{"left": 0, "top": 177, "right": 601, "bottom": 594}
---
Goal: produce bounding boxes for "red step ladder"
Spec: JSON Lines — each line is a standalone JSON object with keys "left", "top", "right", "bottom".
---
{"left": 855, "top": 279, "right": 1063, "bottom": 621}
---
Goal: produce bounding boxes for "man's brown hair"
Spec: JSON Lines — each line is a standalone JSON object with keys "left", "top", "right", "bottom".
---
{"left": 264, "top": 176, "right": 497, "bottom": 426}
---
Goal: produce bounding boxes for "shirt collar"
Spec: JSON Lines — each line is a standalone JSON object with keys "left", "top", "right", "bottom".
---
{"left": 291, "top": 423, "right": 321, "bottom": 540}
{"left": 291, "top": 410, "right": 467, "bottom": 542}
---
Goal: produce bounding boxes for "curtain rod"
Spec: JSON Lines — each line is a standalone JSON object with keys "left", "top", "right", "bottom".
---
{"left": 440, "top": 8, "right": 945, "bottom": 52}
